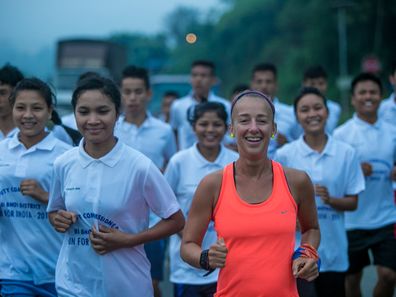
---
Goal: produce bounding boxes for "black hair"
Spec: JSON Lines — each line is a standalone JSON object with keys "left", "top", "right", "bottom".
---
{"left": 49, "top": 109, "right": 82, "bottom": 145}
{"left": 187, "top": 102, "right": 228, "bottom": 127}
{"left": 293, "top": 87, "right": 328, "bottom": 114}
{"left": 163, "top": 90, "right": 179, "bottom": 98}
{"left": 51, "top": 109, "right": 62, "bottom": 125}
{"left": 191, "top": 60, "right": 216, "bottom": 75}
{"left": 78, "top": 71, "right": 101, "bottom": 84}
{"left": 351, "top": 72, "right": 383, "bottom": 95}
{"left": 122, "top": 65, "right": 150, "bottom": 90}
{"left": 303, "top": 65, "right": 328, "bottom": 80}
{"left": 72, "top": 76, "right": 121, "bottom": 115}
{"left": 0, "top": 64, "right": 24, "bottom": 87}
{"left": 231, "top": 84, "right": 249, "bottom": 96}
{"left": 252, "top": 63, "right": 277, "bottom": 79}
{"left": 9, "top": 77, "right": 56, "bottom": 108}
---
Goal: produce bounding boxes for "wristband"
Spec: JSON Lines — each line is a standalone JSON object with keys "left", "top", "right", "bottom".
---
{"left": 199, "top": 249, "right": 211, "bottom": 270}
{"left": 199, "top": 249, "right": 215, "bottom": 276}
{"left": 292, "top": 243, "right": 321, "bottom": 271}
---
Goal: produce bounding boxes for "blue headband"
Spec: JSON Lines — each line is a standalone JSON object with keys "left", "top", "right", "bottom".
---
{"left": 231, "top": 90, "right": 275, "bottom": 116}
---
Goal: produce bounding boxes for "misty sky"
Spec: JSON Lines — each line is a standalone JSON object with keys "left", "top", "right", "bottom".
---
{"left": 0, "top": 0, "right": 220, "bottom": 54}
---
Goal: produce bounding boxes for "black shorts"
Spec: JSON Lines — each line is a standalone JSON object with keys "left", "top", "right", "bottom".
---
{"left": 347, "top": 223, "right": 396, "bottom": 274}
{"left": 144, "top": 239, "right": 166, "bottom": 281}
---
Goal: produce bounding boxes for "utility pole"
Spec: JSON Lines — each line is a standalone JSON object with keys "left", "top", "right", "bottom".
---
{"left": 332, "top": 1, "right": 355, "bottom": 116}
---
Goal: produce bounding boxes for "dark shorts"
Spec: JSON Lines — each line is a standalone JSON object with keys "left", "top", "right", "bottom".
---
{"left": 314, "top": 272, "right": 346, "bottom": 297}
{"left": 347, "top": 223, "right": 396, "bottom": 273}
{"left": 0, "top": 280, "right": 57, "bottom": 297}
{"left": 173, "top": 282, "right": 217, "bottom": 297}
{"left": 144, "top": 239, "right": 166, "bottom": 281}
{"left": 297, "top": 279, "right": 317, "bottom": 297}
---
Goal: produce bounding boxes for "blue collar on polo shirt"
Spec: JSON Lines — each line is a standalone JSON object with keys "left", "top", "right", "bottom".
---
{"left": 78, "top": 137, "right": 123, "bottom": 168}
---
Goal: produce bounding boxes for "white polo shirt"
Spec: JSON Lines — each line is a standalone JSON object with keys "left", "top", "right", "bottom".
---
{"left": 114, "top": 114, "right": 176, "bottom": 169}
{"left": 47, "top": 139, "right": 180, "bottom": 297}
{"left": 165, "top": 144, "right": 238, "bottom": 284}
{"left": 379, "top": 93, "right": 396, "bottom": 126}
{"left": 274, "top": 135, "right": 365, "bottom": 272}
{"left": 267, "top": 98, "right": 295, "bottom": 158}
{"left": 334, "top": 115, "right": 396, "bottom": 230}
{"left": 170, "top": 92, "right": 231, "bottom": 150}
{"left": 0, "top": 127, "right": 18, "bottom": 141}
{"left": 326, "top": 99, "right": 342, "bottom": 132}
{"left": 0, "top": 132, "right": 71, "bottom": 284}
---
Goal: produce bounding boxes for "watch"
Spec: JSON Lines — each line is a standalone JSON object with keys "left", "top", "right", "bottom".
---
{"left": 199, "top": 249, "right": 211, "bottom": 270}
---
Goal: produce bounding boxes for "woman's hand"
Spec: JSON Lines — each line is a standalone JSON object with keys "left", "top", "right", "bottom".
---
{"left": 20, "top": 179, "right": 48, "bottom": 203}
{"left": 49, "top": 210, "right": 77, "bottom": 233}
{"left": 292, "top": 257, "right": 319, "bottom": 281}
{"left": 89, "top": 225, "right": 131, "bottom": 255}
{"left": 208, "top": 238, "right": 228, "bottom": 269}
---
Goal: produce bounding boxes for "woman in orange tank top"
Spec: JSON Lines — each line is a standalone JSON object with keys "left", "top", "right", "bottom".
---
{"left": 181, "top": 90, "right": 321, "bottom": 297}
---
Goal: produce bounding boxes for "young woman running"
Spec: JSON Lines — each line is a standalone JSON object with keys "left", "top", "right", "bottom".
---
{"left": 275, "top": 87, "right": 365, "bottom": 297}
{"left": 47, "top": 76, "right": 184, "bottom": 297}
{"left": 0, "top": 78, "right": 71, "bottom": 297}
{"left": 165, "top": 102, "right": 238, "bottom": 297}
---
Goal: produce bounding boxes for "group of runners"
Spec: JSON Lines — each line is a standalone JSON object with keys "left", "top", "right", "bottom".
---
{"left": 0, "top": 60, "right": 395, "bottom": 297}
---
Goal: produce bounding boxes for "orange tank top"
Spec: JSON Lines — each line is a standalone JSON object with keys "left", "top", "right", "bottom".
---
{"left": 213, "top": 161, "right": 298, "bottom": 297}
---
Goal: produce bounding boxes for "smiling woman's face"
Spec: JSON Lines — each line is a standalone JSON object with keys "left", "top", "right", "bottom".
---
{"left": 75, "top": 90, "right": 117, "bottom": 146}
{"left": 13, "top": 90, "right": 51, "bottom": 146}
{"left": 231, "top": 95, "right": 276, "bottom": 158}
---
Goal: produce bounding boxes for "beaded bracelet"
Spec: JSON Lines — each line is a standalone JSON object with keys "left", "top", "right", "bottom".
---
{"left": 292, "top": 243, "right": 321, "bottom": 271}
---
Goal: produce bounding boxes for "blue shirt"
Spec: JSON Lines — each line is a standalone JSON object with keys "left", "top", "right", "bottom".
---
{"left": 0, "top": 132, "right": 71, "bottom": 284}
{"left": 334, "top": 115, "right": 396, "bottom": 230}
{"left": 0, "top": 127, "right": 18, "bottom": 141}
{"left": 379, "top": 93, "right": 396, "bottom": 127}
{"left": 47, "top": 140, "right": 180, "bottom": 297}
{"left": 165, "top": 144, "right": 238, "bottom": 284}
{"left": 275, "top": 135, "right": 364, "bottom": 272}
{"left": 115, "top": 114, "right": 176, "bottom": 169}
{"left": 268, "top": 98, "right": 295, "bottom": 158}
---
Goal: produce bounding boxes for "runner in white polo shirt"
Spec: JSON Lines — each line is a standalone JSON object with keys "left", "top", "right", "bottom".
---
{"left": 114, "top": 65, "right": 177, "bottom": 297}
{"left": 115, "top": 65, "right": 176, "bottom": 170}
{"left": 249, "top": 63, "right": 295, "bottom": 158}
{"left": 0, "top": 78, "right": 71, "bottom": 297}
{"left": 165, "top": 102, "right": 238, "bottom": 297}
{"left": 47, "top": 76, "right": 184, "bottom": 297}
{"left": 334, "top": 73, "right": 396, "bottom": 297}
{"left": 275, "top": 87, "right": 365, "bottom": 297}
{"left": 169, "top": 60, "right": 231, "bottom": 150}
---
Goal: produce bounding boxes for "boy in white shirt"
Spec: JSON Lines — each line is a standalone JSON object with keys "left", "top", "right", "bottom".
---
{"left": 334, "top": 73, "right": 396, "bottom": 297}
{"left": 170, "top": 60, "right": 231, "bottom": 150}
{"left": 114, "top": 65, "right": 177, "bottom": 296}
